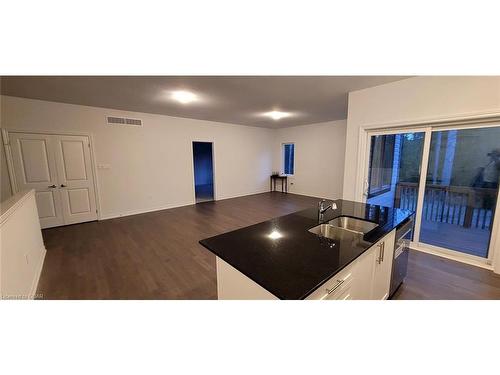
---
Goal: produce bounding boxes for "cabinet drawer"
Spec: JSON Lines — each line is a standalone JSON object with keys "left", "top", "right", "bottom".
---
{"left": 306, "top": 263, "right": 354, "bottom": 300}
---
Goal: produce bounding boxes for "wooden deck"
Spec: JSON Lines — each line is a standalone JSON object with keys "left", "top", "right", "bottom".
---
{"left": 420, "top": 219, "right": 490, "bottom": 258}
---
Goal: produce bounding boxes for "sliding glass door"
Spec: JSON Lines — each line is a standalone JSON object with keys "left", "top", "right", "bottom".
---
{"left": 365, "top": 124, "right": 500, "bottom": 263}
{"left": 419, "top": 127, "right": 500, "bottom": 258}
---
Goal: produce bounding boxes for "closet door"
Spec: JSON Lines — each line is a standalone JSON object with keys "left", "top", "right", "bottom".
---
{"left": 53, "top": 135, "right": 98, "bottom": 225}
{"left": 9, "top": 132, "right": 64, "bottom": 228}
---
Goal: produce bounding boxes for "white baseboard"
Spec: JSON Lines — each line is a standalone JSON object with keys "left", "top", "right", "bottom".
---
{"left": 283, "top": 189, "right": 335, "bottom": 200}
{"left": 29, "top": 246, "right": 46, "bottom": 299}
{"left": 99, "top": 189, "right": 271, "bottom": 221}
{"left": 100, "top": 201, "right": 194, "bottom": 220}
{"left": 216, "top": 189, "right": 270, "bottom": 201}
{"left": 411, "top": 244, "right": 493, "bottom": 271}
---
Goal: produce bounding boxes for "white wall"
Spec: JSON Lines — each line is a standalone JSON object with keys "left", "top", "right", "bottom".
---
{"left": 1, "top": 95, "right": 274, "bottom": 218}
{"left": 273, "top": 120, "right": 346, "bottom": 199}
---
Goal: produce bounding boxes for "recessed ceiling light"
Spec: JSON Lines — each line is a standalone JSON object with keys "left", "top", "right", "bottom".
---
{"left": 268, "top": 230, "right": 283, "bottom": 240}
{"left": 171, "top": 90, "right": 198, "bottom": 104}
{"left": 263, "top": 110, "right": 292, "bottom": 120}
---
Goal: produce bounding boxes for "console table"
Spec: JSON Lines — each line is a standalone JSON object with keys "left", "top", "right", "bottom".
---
{"left": 270, "top": 175, "right": 288, "bottom": 193}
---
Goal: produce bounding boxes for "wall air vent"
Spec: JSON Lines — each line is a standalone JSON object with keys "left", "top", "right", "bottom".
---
{"left": 106, "top": 116, "right": 143, "bottom": 127}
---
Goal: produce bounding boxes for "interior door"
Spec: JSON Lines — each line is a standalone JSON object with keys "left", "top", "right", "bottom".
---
{"left": 9, "top": 132, "right": 64, "bottom": 228}
{"left": 53, "top": 135, "right": 98, "bottom": 225}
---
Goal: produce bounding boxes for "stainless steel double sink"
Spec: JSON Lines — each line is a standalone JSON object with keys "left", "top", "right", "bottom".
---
{"left": 309, "top": 216, "right": 378, "bottom": 240}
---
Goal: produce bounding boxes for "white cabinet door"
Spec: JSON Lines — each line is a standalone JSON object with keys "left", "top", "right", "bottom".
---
{"left": 9, "top": 133, "right": 64, "bottom": 228}
{"left": 350, "top": 246, "right": 376, "bottom": 299}
{"left": 53, "top": 135, "right": 98, "bottom": 225}
{"left": 371, "top": 231, "right": 395, "bottom": 300}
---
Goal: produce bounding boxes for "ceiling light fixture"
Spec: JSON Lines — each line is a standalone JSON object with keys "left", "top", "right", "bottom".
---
{"left": 263, "top": 110, "right": 292, "bottom": 120}
{"left": 171, "top": 90, "right": 198, "bottom": 104}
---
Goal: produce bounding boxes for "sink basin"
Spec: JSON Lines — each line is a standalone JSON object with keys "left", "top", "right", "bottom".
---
{"left": 328, "top": 216, "right": 378, "bottom": 235}
{"left": 308, "top": 224, "right": 361, "bottom": 241}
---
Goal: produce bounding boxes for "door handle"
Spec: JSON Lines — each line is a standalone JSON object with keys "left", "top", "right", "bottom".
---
{"left": 48, "top": 184, "right": 56, "bottom": 188}
{"left": 60, "top": 184, "right": 67, "bottom": 188}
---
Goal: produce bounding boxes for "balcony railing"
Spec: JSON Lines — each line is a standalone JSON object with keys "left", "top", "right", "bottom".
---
{"left": 395, "top": 182, "right": 496, "bottom": 230}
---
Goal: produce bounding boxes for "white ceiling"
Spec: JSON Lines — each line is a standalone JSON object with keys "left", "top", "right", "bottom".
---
{"left": 0, "top": 76, "right": 409, "bottom": 128}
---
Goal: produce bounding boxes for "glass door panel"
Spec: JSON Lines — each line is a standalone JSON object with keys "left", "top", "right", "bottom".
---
{"left": 367, "top": 132, "right": 425, "bottom": 210}
{"left": 419, "top": 127, "right": 500, "bottom": 258}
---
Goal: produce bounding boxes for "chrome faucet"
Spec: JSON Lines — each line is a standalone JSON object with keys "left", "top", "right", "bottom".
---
{"left": 318, "top": 199, "right": 337, "bottom": 222}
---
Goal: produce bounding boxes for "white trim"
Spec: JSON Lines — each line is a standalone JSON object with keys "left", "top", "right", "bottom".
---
{"left": 411, "top": 243, "right": 493, "bottom": 271}
{"left": 99, "top": 201, "right": 194, "bottom": 220}
{"left": 280, "top": 190, "right": 326, "bottom": 200}
{"left": 208, "top": 189, "right": 270, "bottom": 201}
{"left": 88, "top": 133, "right": 102, "bottom": 219}
{"left": 0, "top": 189, "right": 35, "bottom": 225}
{"left": 490, "top": 186, "right": 500, "bottom": 273}
{"left": 2, "top": 128, "right": 18, "bottom": 194}
{"left": 412, "top": 128, "right": 432, "bottom": 244}
{"left": 29, "top": 245, "right": 46, "bottom": 299}
{"left": 360, "top": 109, "right": 500, "bottom": 131}
{"left": 5, "top": 128, "right": 99, "bottom": 137}
{"left": 99, "top": 189, "right": 271, "bottom": 221}
{"left": 355, "top": 127, "right": 369, "bottom": 201}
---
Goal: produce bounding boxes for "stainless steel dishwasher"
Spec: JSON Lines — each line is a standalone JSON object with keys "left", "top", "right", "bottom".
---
{"left": 389, "top": 216, "right": 414, "bottom": 297}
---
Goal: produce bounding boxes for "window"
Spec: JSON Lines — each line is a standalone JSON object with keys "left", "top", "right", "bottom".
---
{"left": 282, "top": 143, "right": 295, "bottom": 175}
{"left": 367, "top": 135, "right": 395, "bottom": 197}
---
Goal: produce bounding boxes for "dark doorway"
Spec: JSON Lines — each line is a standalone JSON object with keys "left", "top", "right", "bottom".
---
{"left": 192, "top": 141, "right": 214, "bottom": 203}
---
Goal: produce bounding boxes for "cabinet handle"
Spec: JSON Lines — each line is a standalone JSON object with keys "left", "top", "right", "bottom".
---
{"left": 377, "top": 242, "right": 385, "bottom": 264}
{"left": 326, "top": 279, "right": 344, "bottom": 295}
{"left": 60, "top": 184, "right": 67, "bottom": 188}
{"left": 48, "top": 184, "right": 56, "bottom": 188}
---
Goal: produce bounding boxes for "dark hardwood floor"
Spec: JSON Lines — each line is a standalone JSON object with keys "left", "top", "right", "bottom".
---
{"left": 37, "top": 192, "right": 500, "bottom": 299}
{"left": 392, "top": 249, "right": 500, "bottom": 299}
{"left": 38, "top": 192, "right": 320, "bottom": 299}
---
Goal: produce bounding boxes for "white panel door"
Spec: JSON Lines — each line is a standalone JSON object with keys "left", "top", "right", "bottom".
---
{"left": 9, "top": 133, "right": 64, "bottom": 228}
{"left": 53, "top": 135, "right": 98, "bottom": 225}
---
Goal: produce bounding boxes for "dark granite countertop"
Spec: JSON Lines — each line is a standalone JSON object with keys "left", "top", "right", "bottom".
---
{"left": 200, "top": 199, "right": 414, "bottom": 300}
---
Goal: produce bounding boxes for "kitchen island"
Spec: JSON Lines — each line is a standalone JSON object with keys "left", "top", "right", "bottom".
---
{"left": 200, "top": 199, "right": 414, "bottom": 300}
